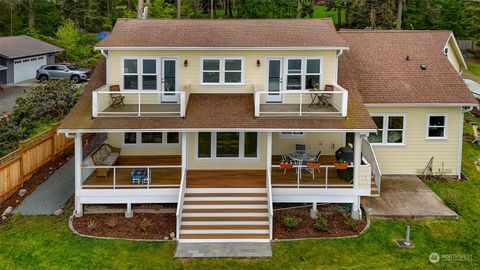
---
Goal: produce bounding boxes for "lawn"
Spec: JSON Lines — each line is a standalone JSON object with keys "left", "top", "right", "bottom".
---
{"left": 467, "top": 60, "right": 480, "bottom": 79}
{"left": 1, "top": 118, "right": 479, "bottom": 269}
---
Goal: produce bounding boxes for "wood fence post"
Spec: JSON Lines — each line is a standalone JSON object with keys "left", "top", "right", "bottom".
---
{"left": 19, "top": 141, "right": 25, "bottom": 187}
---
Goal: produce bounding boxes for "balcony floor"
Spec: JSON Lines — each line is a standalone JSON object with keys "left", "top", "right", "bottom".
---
{"left": 100, "top": 104, "right": 180, "bottom": 117}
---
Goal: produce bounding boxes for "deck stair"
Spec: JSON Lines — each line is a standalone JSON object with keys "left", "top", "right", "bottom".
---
{"left": 178, "top": 170, "right": 271, "bottom": 243}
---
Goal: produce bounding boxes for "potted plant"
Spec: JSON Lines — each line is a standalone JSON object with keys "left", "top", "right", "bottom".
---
{"left": 334, "top": 159, "right": 348, "bottom": 170}
{"left": 306, "top": 161, "right": 321, "bottom": 170}
{"left": 279, "top": 160, "right": 294, "bottom": 170}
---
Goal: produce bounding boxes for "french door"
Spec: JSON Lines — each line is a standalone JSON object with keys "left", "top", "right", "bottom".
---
{"left": 266, "top": 58, "right": 283, "bottom": 103}
{"left": 161, "top": 58, "right": 178, "bottom": 103}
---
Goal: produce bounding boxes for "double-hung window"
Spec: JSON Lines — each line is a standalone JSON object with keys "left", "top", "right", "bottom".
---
{"left": 286, "top": 58, "right": 322, "bottom": 91}
{"left": 123, "top": 58, "right": 159, "bottom": 90}
{"left": 123, "top": 132, "right": 180, "bottom": 145}
{"left": 201, "top": 58, "right": 243, "bottom": 85}
{"left": 368, "top": 114, "right": 406, "bottom": 145}
{"left": 426, "top": 113, "right": 447, "bottom": 139}
{"left": 280, "top": 132, "right": 305, "bottom": 138}
{"left": 197, "top": 132, "right": 258, "bottom": 159}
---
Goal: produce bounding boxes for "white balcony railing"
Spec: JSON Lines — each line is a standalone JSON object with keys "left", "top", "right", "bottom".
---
{"left": 254, "top": 83, "right": 348, "bottom": 117}
{"left": 92, "top": 85, "right": 187, "bottom": 117}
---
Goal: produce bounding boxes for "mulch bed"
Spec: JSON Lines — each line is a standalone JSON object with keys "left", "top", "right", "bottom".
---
{"left": 273, "top": 204, "right": 367, "bottom": 239}
{"left": 0, "top": 149, "right": 73, "bottom": 223}
{"left": 72, "top": 213, "right": 176, "bottom": 240}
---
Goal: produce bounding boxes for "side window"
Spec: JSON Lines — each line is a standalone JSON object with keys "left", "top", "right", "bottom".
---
{"left": 427, "top": 114, "right": 447, "bottom": 139}
{"left": 368, "top": 115, "right": 405, "bottom": 145}
{"left": 123, "top": 59, "right": 139, "bottom": 90}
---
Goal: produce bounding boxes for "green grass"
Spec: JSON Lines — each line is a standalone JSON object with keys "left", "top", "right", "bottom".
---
{"left": 467, "top": 61, "right": 480, "bottom": 79}
{"left": 1, "top": 118, "right": 480, "bottom": 269}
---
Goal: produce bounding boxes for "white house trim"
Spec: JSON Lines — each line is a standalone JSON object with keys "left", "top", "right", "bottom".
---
{"left": 58, "top": 128, "right": 378, "bottom": 134}
{"left": 425, "top": 113, "right": 448, "bottom": 140}
{"left": 365, "top": 103, "right": 478, "bottom": 108}
{"left": 368, "top": 113, "right": 407, "bottom": 146}
{"left": 96, "top": 46, "right": 350, "bottom": 51}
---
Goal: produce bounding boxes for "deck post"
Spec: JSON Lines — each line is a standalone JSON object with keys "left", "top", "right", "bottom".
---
{"left": 125, "top": 203, "right": 133, "bottom": 218}
{"left": 352, "top": 132, "right": 362, "bottom": 220}
{"left": 74, "top": 132, "right": 83, "bottom": 217}
{"left": 310, "top": 202, "right": 318, "bottom": 219}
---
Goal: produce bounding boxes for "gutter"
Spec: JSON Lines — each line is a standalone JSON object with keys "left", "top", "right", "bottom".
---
{"left": 100, "top": 49, "right": 108, "bottom": 59}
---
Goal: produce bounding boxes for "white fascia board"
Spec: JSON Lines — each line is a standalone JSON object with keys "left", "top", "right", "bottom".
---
{"left": 365, "top": 103, "right": 478, "bottom": 108}
{"left": 58, "top": 127, "right": 377, "bottom": 134}
{"left": 94, "top": 46, "right": 350, "bottom": 51}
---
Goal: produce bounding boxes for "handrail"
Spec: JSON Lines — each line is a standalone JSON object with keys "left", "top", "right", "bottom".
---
{"left": 266, "top": 165, "right": 273, "bottom": 240}
{"left": 362, "top": 138, "right": 382, "bottom": 193}
{"left": 175, "top": 165, "right": 187, "bottom": 240}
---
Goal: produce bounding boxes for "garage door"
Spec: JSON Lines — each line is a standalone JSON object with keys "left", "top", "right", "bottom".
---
{"left": 13, "top": 55, "right": 47, "bottom": 83}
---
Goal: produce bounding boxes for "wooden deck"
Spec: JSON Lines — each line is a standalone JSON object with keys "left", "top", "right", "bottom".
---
{"left": 259, "top": 104, "right": 339, "bottom": 117}
{"left": 186, "top": 170, "right": 266, "bottom": 188}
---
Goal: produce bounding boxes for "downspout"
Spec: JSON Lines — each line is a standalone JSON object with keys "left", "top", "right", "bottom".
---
{"left": 100, "top": 49, "right": 108, "bottom": 59}
{"left": 334, "top": 49, "right": 344, "bottom": 84}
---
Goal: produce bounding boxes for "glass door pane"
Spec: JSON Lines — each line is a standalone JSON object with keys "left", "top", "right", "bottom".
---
{"left": 266, "top": 59, "right": 282, "bottom": 103}
{"left": 286, "top": 59, "right": 302, "bottom": 90}
{"left": 216, "top": 132, "right": 240, "bottom": 158}
{"left": 161, "top": 59, "right": 177, "bottom": 103}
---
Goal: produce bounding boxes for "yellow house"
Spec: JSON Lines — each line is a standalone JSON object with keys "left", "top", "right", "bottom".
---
{"left": 58, "top": 19, "right": 476, "bottom": 244}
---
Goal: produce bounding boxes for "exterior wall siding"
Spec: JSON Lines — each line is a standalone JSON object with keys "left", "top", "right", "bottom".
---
{"left": 272, "top": 132, "right": 343, "bottom": 156}
{"left": 107, "top": 50, "right": 338, "bottom": 93}
{"left": 367, "top": 106, "right": 462, "bottom": 176}
{"left": 107, "top": 133, "right": 182, "bottom": 156}
{"left": 445, "top": 39, "right": 461, "bottom": 73}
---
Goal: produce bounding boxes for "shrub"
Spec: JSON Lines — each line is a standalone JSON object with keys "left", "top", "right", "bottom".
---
{"left": 105, "top": 217, "right": 118, "bottom": 228}
{"left": 314, "top": 215, "right": 328, "bottom": 231}
{"left": 139, "top": 218, "right": 154, "bottom": 232}
{"left": 342, "top": 212, "right": 358, "bottom": 231}
{"left": 87, "top": 220, "right": 96, "bottom": 230}
{"left": 283, "top": 215, "right": 303, "bottom": 230}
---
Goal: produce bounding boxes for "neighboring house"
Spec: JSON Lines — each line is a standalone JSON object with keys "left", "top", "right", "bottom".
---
{"left": 0, "top": 35, "right": 63, "bottom": 84}
{"left": 58, "top": 19, "right": 476, "bottom": 243}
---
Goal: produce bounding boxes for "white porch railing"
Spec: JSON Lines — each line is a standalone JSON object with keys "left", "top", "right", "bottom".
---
{"left": 266, "top": 161, "right": 274, "bottom": 240}
{"left": 271, "top": 164, "right": 355, "bottom": 188}
{"left": 80, "top": 165, "right": 182, "bottom": 189}
{"left": 362, "top": 138, "right": 382, "bottom": 193}
{"left": 176, "top": 165, "right": 187, "bottom": 240}
{"left": 253, "top": 83, "right": 348, "bottom": 117}
{"left": 92, "top": 85, "right": 187, "bottom": 117}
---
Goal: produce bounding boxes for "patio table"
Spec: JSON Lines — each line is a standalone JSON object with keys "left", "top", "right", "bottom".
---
{"left": 288, "top": 152, "right": 316, "bottom": 179}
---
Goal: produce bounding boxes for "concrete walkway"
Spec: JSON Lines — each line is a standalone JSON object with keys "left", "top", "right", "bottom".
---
{"left": 14, "top": 158, "right": 75, "bottom": 215}
{"left": 362, "top": 176, "right": 458, "bottom": 219}
{"left": 175, "top": 242, "right": 272, "bottom": 258}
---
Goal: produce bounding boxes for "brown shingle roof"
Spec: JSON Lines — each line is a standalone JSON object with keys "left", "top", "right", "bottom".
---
{"left": 339, "top": 30, "right": 476, "bottom": 105}
{"left": 0, "top": 35, "right": 62, "bottom": 59}
{"left": 95, "top": 19, "right": 348, "bottom": 48}
{"left": 59, "top": 57, "right": 376, "bottom": 131}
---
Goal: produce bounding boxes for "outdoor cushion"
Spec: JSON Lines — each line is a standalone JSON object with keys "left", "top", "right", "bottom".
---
{"left": 101, "top": 153, "right": 119, "bottom": 166}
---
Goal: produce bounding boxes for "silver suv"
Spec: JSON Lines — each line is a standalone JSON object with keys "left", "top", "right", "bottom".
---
{"left": 36, "top": 64, "right": 92, "bottom": 83}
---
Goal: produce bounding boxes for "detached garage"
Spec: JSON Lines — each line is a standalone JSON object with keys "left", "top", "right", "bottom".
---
{"left": 0, "top": 35, "right": 62, "bottom": 85}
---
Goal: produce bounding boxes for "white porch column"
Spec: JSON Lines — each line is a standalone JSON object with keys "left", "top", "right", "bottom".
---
{"left": 182, "top": 132, "right": 188, "bottom": 170}
{"left": 74, "top": 133, "right": 83, "bottom": 217}
{"left": 352, "top": 132, "right": 362, "bottom": 220}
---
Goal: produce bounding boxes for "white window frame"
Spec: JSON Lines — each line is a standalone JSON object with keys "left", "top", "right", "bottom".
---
{"left": 284, "top": 56, "right": 323, "bottom": 91}
{"left": 122, "top": 132, "right": 180, "bottom": 147}
{"left": 200, "top": 57, "right": 244, "bottom": 85}
{"left": 426, "top": 113, "right": 448, "bottom": 140}
{"left": 121, "top": 57, "right": 161, "bottom": 91}
{"left": 195, "top": 132, "right": 260, "bottom": 160}
{"left": 369, "top": 113, "right": 407, "bottom": 146}
{"left": 279, "top": 132, "right": 305, "bottom": 138}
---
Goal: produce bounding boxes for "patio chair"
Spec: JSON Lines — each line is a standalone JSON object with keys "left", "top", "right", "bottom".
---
{"left": 280, "top": 154, "right": 294, "bottom": 174}
{"left": 109, "top": 84, "right": 125, "bottom": 108}
{"left": 317, "top": 84, "right": 334, "bottom": 108}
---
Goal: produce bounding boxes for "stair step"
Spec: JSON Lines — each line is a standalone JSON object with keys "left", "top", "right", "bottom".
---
{"left": 183, "top": 204, "right": 268, "bottom": 210}
{"left": 183, "top": 208, "right": 268, "bottom": 213}
{"left": 181, "top": 220, "right": 269, "bottom": 226}
{"left": 185, "top": 188, "right": 267, "bottom": 193}
{"left": 182, "top": 216, "right": 269, "bottom": 222}
{"left": 185, "top": 193, "right": 267, "bottom": 198}
{"left": 184, "top": 200, "right": 267, "bottom": 205}
{"left": 179, "top": 234, "right": 270, "bottom": 239}
{"left": 181, "top": 225, "right": 269, "bottom": 230}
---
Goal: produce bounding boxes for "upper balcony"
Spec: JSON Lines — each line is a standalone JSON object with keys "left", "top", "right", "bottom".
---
{"left": 254, "top": 83, "right": 348, "bottom": 118}
{"left": 92, "top": 84, "right": 189, "bottom": 117}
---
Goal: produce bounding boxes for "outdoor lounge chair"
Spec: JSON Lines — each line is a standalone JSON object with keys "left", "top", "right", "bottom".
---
{"left": 317, "top": 84, "right": 334, "bottom": 108}
{"left": 91, "top": 144, "right": 121, "bottom": 180}
{"left": 109, "top": 84, "right": 125, "bottom": 108}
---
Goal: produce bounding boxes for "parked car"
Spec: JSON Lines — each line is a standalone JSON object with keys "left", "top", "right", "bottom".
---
{"left": 36, "top": 64, "right": 92, "bottom": 83}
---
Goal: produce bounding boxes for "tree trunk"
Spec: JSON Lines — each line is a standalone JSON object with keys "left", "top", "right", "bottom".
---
{"left": 227, "top": 0, "right": 233, "bottom": 17}
{"left": 127, "top": 0, "right": 132, "bottom": 11}
{"left": 210, "top": 0, "right": 214, "bottom": 19}
{"left": 177, "top": 0, "right": 181, "bottom": 19}
{"left": 137, "top": 0, "right": 144, "bottom": 19}
{"left": 396, "top": 0, "right": 403, "bottom": 29}
{"left": 310, "top": 0, "right": 314, "bottom": 18}
{"left": 297, "top": 0, "right": 302, "bottom": 18}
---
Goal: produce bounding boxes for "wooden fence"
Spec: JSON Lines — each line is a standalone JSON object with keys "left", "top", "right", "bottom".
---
{"left": 0, "top": 122, "right": 73, "bottom": 204}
